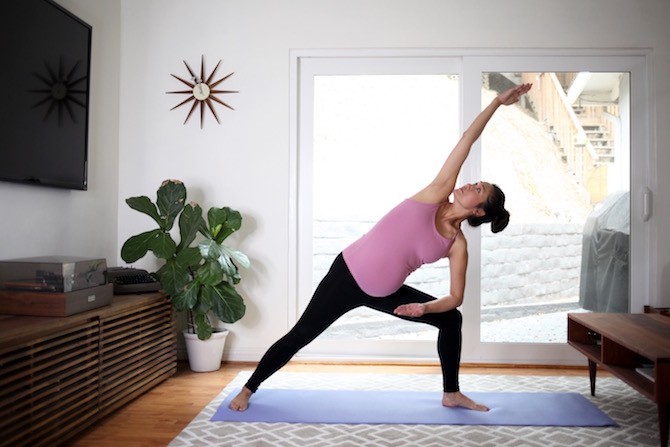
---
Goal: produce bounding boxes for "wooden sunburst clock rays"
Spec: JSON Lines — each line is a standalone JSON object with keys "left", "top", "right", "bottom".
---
{"left": 167, "top": 56, "right": 237, "bottom": 128}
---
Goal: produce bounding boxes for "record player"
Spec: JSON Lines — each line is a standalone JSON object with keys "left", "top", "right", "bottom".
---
{"left": 0, "top": 255, "right": 106, "bottom": 293}
{"left": 0, "top": 256, "right": 112, "bottom": 316}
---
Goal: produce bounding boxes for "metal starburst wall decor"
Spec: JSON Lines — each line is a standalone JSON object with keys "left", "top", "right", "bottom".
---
{"left": 166, "top": 55, "right": 238, "bottom": 128}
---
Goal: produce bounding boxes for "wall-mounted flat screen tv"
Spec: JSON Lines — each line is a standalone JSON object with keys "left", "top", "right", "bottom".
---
{"left": 0, "top": 0, "right": 92, "bottom": 190}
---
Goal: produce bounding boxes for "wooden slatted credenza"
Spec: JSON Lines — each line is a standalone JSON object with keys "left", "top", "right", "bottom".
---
{"left": 0, "top": 293, "right": 176, "bottom": 447}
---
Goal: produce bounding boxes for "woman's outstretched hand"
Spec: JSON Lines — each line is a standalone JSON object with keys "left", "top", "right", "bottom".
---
{"left": 497, "top": 83, "right": 532, "bottom": 106}
{"left": 393, "top": 303, "right": 426, "bottom": 318}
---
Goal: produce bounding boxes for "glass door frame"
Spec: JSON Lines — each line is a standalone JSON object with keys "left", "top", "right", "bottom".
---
{"left": 460, "top": 54, "right": 651, "bottom": 364}
{"left": 289, "top": 49, "right": 653, "bottom": 364}
{"left": 290, "top": 51, "right": 462, "bottom": 361}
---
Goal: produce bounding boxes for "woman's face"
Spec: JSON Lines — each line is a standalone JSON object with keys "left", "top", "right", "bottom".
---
{"left": 455, "top": 181, "right": 492, "bottom": 211}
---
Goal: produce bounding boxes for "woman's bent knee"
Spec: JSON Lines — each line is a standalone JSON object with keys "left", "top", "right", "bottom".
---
{"left": 436, "top": 308, "right": 462, "bottom": 330}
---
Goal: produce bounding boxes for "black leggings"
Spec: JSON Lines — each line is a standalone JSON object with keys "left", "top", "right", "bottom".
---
{"left": 245, "top": 253, "right": 463, "bottom": 393}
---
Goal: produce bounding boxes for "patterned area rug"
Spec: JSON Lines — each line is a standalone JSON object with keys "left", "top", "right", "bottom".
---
{"left": 169, "top": 371, "right": 659, "bottom": 447}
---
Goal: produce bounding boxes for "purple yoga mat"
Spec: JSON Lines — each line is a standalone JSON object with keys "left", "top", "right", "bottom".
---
{"left": 212, "top": 388, "right": 617, "bottom": 426}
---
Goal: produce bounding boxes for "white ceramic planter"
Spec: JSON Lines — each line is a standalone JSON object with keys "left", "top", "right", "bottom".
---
{"left": 183, "top": 329, "right": 229, "bottom": 372}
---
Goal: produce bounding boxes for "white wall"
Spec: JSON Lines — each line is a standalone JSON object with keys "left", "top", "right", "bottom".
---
{"left": 2, "top": 0, "right": 668, "bottom": 362}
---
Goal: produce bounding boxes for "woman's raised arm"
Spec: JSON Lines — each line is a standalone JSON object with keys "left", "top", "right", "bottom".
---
{"left": 412, "top": 83, "right": 532, "bottom": 204}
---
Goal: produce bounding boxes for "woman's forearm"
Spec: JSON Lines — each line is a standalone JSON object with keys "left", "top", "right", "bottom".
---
{"left": 462, "top": 96, "right": 502, "bottom": 143}
{"left": 393, "top": 295, "right": 463, "bottom": 318}
{"left": 423, "top": 295, "right": 463, "bottom": 314}
{"left": 463, "top": 83, "right": 531, "bottom": 143}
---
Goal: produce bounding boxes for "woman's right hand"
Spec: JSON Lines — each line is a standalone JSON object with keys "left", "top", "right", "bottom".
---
{"left": 393, "top": 303, "right": 426, "bottom": 318}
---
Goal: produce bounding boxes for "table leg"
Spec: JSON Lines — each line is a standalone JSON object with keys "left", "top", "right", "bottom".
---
{"left": 660, "top": 403, "right": 669, "bottom": 447}
{"left": 588, "top": 359, "right": 597, "bottom": 396}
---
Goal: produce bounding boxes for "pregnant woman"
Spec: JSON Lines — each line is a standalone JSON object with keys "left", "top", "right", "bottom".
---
{"left": 230, "top": 83, "right": 532, "bottom": 413}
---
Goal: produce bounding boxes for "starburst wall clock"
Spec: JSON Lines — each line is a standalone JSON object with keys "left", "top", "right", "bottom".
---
{"left": 166, "top": 56, "right": 237, "bottom": 128}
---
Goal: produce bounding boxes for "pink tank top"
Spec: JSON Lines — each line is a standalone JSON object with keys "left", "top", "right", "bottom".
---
{"left": 342, "top": 199, "right": 459, "bottom": 297}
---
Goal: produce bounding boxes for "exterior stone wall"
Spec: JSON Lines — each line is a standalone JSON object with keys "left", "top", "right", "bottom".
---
{"left": 313, "top": 221, "right": 584, "bottom": 306}
{"left": 481, "top": 223, "right": 583, "bottom": 306}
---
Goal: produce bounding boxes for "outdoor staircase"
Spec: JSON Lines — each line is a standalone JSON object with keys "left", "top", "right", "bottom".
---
{"left": 547, "top": 108, "right": 616, "bottom": 167}
{"left": 573, "top": 106, "right": 616, "bottom": 165}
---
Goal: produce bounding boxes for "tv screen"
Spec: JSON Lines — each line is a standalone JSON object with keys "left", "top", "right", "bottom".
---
{"left": 0, "top": 0, "right": 92, "bottom": 190}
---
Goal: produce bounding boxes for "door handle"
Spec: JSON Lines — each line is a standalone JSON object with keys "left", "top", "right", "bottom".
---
{"left": 642, "top": 187, "right": 652, "bottom": 222}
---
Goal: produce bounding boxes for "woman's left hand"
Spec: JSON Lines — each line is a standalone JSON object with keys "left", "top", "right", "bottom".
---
{"left": 393, "top": 303, "right": 426, "bottom": 317}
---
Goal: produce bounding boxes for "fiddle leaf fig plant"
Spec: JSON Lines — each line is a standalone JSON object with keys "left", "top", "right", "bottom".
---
{"left": 121, "top": 180, "right": 250, "bottom": 340}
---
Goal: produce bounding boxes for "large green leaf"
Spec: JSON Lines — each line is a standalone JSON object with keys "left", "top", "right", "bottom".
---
{"left": 177, "top": 203, "right": 206, "bottom": 251}
{"left": 218, "top": 252, "right": 238, "bottom": 279}
{"left": 208, "top": 207, "right": 242, "bottom": 243}
{"left": 193, "top": 311, "right": 213, "bottom": 340}
{"left": 198, "top": 237, "right": 222, "bottom": 262}
{"left": 221, "top": 245, "right": 251, "bottom": 269}
{"left": 148, "top": 232, "right": 177, "bottom": 260}
{"left": 197, "top": 260, "right": 224, "bottom": 286}
{"left": 171, "top": 291, "right": 187, "bottom": 312}
{"left": 125, "top": 196, "right": 163, "bottom": 228}
{"left": 199, "top": 239, "right": 237, "bottom": 278}
{"left": 207, "top": 282, "right": 246, "bottom": 324}
{"left": 176, "top": 246, "right": 202, "bottom": 270}
{"left": 155, "top": 258, "right": 190, "bottom": 296}
{"left": 120, "top": 229, "right": 161, "bottom": 263}
{"left": 156, "top": 180, "right": 186, "bottom": 231}
{"left": 171, "top": 280, "right": 200, "bottom": 311}
{"left": 195, "top": 290, "right": 212, "bottom": 314}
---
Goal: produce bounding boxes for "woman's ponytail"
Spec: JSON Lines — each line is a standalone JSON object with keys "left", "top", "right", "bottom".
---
{"left": 490, "top": 208, "right": 510, "bottom": 233}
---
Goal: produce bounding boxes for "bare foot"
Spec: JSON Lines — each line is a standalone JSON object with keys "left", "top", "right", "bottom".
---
{"left": 229, "top": 386, "right": 253, "bottom": 411}
{"left": 442, "top": 391, "right": 489, "bottom": 412}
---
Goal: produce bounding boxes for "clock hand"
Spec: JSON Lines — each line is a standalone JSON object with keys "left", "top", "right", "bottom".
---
{"left": 192, "top": 76, "right": 204, "bottom": 96}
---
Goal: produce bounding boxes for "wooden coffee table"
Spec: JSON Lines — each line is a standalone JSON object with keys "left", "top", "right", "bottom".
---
{"left": 568, "top": 313, "right": 670, "bottom": 447}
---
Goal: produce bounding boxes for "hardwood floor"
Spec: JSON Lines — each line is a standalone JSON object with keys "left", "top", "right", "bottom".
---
{"left": 68, "top": 361, "right": 597, "bottom": 447}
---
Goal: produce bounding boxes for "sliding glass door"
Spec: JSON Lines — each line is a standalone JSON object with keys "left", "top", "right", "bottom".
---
{"left": 290, "top": 51, "right": 651, "bottom": 364}
{"left": 293, "top": 55, "right": 460, "bottom": 359}
{"left": 459, "top": 56, "right": 649, "bottom": 364}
